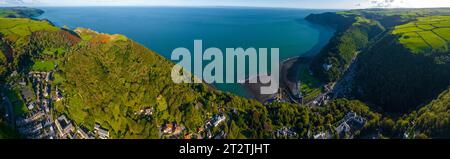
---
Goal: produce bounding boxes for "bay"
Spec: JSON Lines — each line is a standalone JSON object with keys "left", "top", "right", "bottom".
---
{"left": 38, "top": 7, "right": 335, "bottom": 97}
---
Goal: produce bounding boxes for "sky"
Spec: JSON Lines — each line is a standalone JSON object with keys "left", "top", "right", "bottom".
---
{"left": 1, "top": 0, "right": 450, "bottom": 9}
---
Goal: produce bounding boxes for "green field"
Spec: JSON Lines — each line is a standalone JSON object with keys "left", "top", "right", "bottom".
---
{"left": 418, "top": 31, "right": 448, "bottom": 51}
{"left": 0, "top": 18, "right": 59, "bottom": 40}
{"left": 417, "top": 24, "right": 435, "bottom": 30}
{"left": 393, "top": 16, "right": 450, "bottom": 53}
{"left": 398, "top": 32, "right": 431, "bottom": 54}
{"left": 434, "top": 28, "right": 450, "bottom": 41}
{"left": 32, "top": 60, "right": 56, "bottom": 72}
{"left": 298, "top": 63, "right": 323, "bottom": 102}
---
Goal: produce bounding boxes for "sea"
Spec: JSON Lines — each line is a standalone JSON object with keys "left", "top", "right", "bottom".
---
{"left": 37, "top": 7, "right": 335, "bottom": 97}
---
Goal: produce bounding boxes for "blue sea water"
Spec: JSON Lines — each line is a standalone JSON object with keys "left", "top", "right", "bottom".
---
{"left": 37, "top": 7, "right": 335, "bottom": 97}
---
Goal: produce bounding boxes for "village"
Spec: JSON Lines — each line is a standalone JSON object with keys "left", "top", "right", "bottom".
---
{"left": 0, "top": 68, "right": 110, "bottom": 139}
{"left": 0, "top": 66, "right": 367, "bottom": 139}
{"left": 158, "top": 111, "right": 228, "bottom": 139}
{"left": 0, "top": 60, "right": 365, "bottom": 139}
{"left": 0, "top": 66, "right": 232, "bottom": 139}
{"left": 313, "top": 111, "right": 367, "bottom": 139}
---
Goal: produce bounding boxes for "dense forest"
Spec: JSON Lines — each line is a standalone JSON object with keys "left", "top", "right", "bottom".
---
{"left": 307, "top": 13, "right": 385, "bottom": 82}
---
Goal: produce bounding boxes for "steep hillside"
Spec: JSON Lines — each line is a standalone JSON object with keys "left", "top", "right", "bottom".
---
{"left": 306, "top": 9, "right": 450, "bottom": 114}
{"left": 305, "top": 9, "right": 449, "bottom": 138}
{"left": 401, "top": 88, "right": 450, "bottom": 138}
{"left": 353, "top": 34, "right": 450, "bottom": 113}
{"left": 56, "top": 28, "right": 276, "bottom": 138}
{"left": 352, "top": 14, "right": 450, "bottom": 113}
{"left": 306, "top": 12, "right": 385, "bottom": 82}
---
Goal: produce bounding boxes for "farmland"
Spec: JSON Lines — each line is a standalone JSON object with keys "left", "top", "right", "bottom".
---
{"left": 393, "top": 16, "right": 450, "bottom": 54}
{"left": 0, "top": 18, "right": 59, "bottom": 40}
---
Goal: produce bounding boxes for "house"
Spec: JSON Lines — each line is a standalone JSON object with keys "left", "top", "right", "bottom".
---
{"left": 212, "top": 114, "right": 226, "bottom": 127}
{"left": 30, "top": 111, "right": 45, "bottom": 121}
{"left": 335, "top": 122, "right": 351, "bottom": 135}
{"left": 342, "top": 112, "right": 366, "bottom": 129}
{"left": 333, "top": 112, "right": 367, "bottom": 139}
{"left": 21, "top": 88, "right": 34, "bottom": 102}
{"left": 43, "top": 84, "right": 50, "bottom": 97}
{"left": 335, "top": 112, "right": 366, "bottom": 136}
{"left": 55, "top": 87, "right": 63, "bottom": 101}
{"left": 42, "top": 99, "right": 50, "bottom": 113}
{"left": 27, "top": 103, "right": 35, "bottom": 110}
{"left": 275, "top": 127, "right": 297, "bottom": 138}
{"left": 207, "top": 131, "right": 213, "bottom": 139}
{"left": 323, "top": 63, "right": 332, "bottom": 71}
{"left": 162, "top": 123, "right": 174, "bottom": 134}
{"left": 214, "top": 131, "right": 227, "bottom": 139}
{"left": 144, "top": 107, "right": 154, "bottom": 116}
{"left": 55, "top": 115, "right": 75, "bottom": 138}
{"left": 173, "top": 124, "right": 184, "bottom": 135}
{"left": 344, "top": 112, "right": 357, "bottom": 119}
{"left": 314, "top": 132, "right": 327, "bottom": 139}
{"left": 94, "top": 124, "right": 110, "bottom": 139}
{"left": 77, "top": 126, "right": 94, "bottom": 139}
{"left": 184, "top": 133, "right": 191, "bottom": 139}
{"left": 136, "top": 107, "right": 154, "bottom": 116}
{"left": 46, "top": 71, "right": 53, "bottom": 82}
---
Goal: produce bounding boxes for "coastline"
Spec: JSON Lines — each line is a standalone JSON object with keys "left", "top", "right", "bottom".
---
{"left": 241, "top": 21, "right": 334, "bottom": 103}
{"left": 36, "top": 7, "right": 335, "bottom": 102}
{"left": 241, "top": 56, "right": 311, "bottom": 103}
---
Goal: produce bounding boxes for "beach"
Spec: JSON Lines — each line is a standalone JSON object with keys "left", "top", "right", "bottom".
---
{"left": 242, "top": 56, "right": 311, "bottom": 102}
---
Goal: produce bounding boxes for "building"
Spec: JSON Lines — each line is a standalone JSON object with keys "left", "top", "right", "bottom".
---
{"left": 214, "top": 131, "right": 227, "bottom": 139}
{"left": 275, "top": 127, "right": 298, "bottom": 138}
{"left": 77, "top": 126, "right": 95, "bottom": 139}
{"left": 323, "top": 63, "right": 332, "bottom": 71}
{"left": 335, "top": 122, "right": 351, "bottom": 136}
{"left": 21, "top": 87, "right": 34, "bottom": 102}
{"left": 94, "top": 124, "right": 110, "bottom": 139}
{"left": 46, "top": 71, "right": 53, "bottom": 82}
{"left": 162, "top": 123, "right": 174, "bottom": 134}
{"left": 55, "top": 115, "right": 75, "bottom": 138}
{"left": 173, "top": 124, "right": 184, "bottom": 135}
{"left": 27, "top": 103, "right": 35, "bottom": 110}
{"left": 135, "top": 107, "right": 154, "bottom": 116}
{"left": 334, "top": 112, "right": 367, "bottom": 138}
{"left": 212, "top": 114, "right": 226, "bottom": 127}
{"left": 55, "top": 87, "right": 63, "bottom": 101}
{"left": 313, "top": 132, "right": 331, "bottom": 139}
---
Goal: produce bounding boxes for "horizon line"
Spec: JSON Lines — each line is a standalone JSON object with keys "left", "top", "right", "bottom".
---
{"left": 4, "top": 5, "right": 450, "bottom": 10}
